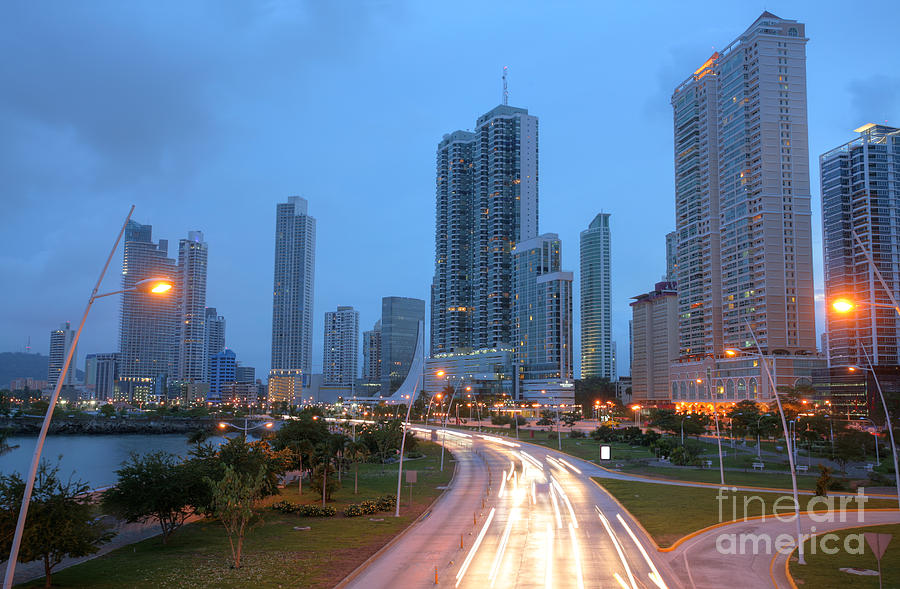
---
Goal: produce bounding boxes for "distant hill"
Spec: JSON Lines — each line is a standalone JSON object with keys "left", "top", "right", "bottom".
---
{"left": 0, "top": 352, "right": 84, "bottom": 388}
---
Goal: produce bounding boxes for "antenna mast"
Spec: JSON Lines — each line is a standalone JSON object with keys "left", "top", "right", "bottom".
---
{"left": 502, "top": 66, "right": 508, "bottom": 105}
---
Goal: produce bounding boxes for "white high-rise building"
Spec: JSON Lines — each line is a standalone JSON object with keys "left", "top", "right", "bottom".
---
{"left": 270, "top": 196, "right": 316, "bottom": 377}
{"left": 48, "top": 321, "right": 77, "bottom": 389}
{"left": 631, "top": 282, "right": 679, "bottom": 403}
{"left": 118, "top": 220, "right": 177, "bottom": 402}
{"left": 671, "top": 12, "right": 815, "bottom": 357}
{"left": 362, "top": 320, "right": 382, "bottom": 382}
{"left": 175, "top": 231, "right": 208, "bottom": 383}
{"left": 204, "top": 307, "right": 226, "bottom": 378}
{"left": 580, "top": 213, "right": 613, "bottom": 380}
{"left": 431, "top": 104, "right": 539, "bottom": 354}
{"left": 323, "top": 306, "right": 359, "bottom": 390}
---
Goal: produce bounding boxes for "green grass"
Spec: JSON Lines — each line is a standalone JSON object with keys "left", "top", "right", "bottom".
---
{"left": 616, "top": 464, "right": 823, "bottom": 491}
{"left": 790, "top": 524, "right": 900, "bottom": 588}
{"left": 19, "top": 442, "right": 453, "bottom": 589}
{"left": 593, "top": 478, "right": 896, "bottom": 549}
{"left": 519, "top": 434, "right": 656, "bottom": 461}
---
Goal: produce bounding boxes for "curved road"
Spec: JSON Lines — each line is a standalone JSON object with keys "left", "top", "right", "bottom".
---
{"left": 341, "top": 426, "right": 679, "bottom": 589}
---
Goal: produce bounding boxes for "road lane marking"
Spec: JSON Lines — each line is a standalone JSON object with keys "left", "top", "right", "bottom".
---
{"left": 568, "top": 523, "right": 585, "bottom": 589}
{"left": 597, "top": 507, "right": 638, "bottom": 589}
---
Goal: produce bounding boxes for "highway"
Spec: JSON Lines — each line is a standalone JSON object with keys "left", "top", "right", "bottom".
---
{"left": 340, "top": 426, "right": 680, "bottom": 589}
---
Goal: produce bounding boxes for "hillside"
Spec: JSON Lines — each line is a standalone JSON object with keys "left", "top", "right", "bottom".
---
{"left": 0, "top": 352, "right": 84, "bottom": 388}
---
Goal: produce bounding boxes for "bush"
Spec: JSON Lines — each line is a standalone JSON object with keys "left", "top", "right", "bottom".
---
{"left": 344, "top": 494, "right": 396, "bottom": 517}
{"left": 568, "top": 430, "right": 585, "bottom": 439}
{"left": 271, "top": 500, "right": 336, "bottom": 517}
{"left": 491, "top": 414, "right": 512, "bottom": 426}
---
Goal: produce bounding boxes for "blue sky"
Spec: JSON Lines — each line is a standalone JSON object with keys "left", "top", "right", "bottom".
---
{"left": 2, "top": 1, "right": 898, "bottom": 377}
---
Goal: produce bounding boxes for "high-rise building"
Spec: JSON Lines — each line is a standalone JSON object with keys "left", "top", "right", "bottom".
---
{"left": 271, "top": 196, "right": 316, "bottom": 377}
{"left": 665, "top": 231, "right": 678, "bottom": 282}
{"left": 323, "top": 306, "right": 359, "bottom": 390}
{"left": 48, "top": 322, "right": 77, "bottom": 389}
{"left": 175, "top": 231, "right": 208, "bottom": 383}
{"left": 118, "top": 220, "right": 177, "bottom": 402}
{"left": 580, "top": 213, "right": 613, "bottom": 379}
{"left": 431, "top": 104, "right": 539, "bottom": 354}
{"left": 671, "top": 12, "right": 815, "bottom": 357}
{"left": 362, "top": 320, "right": 382, "bottom": 382}
{"left": 822, "top": 124, "right": 900, "bottom": 367}
{"left": 235, "top": 363, "right": 255, "bottom": 384}
{"left": 381, "top": 297, "right": 426, "bottom": 393}
{"left": 512, "top": 233, "right": 574, "bottom": 399}
{"left": 84, "top": 353, "right": 118, "bottom": 400}
{"left": 631, "top": 282, "right": 679, "bottom": 403}
{"left": 204, "top": 308, "right": 226, "bottom": 361}
{"left": 209, "top": 349, "right": 236, "bottom": 402}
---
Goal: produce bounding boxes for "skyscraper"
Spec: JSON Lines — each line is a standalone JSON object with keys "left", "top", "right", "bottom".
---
{"left": 381, "top": 297, "right": 426, "bottom": 393}
{"left": 432, "top": 104, "right": 539, "bottom": 354}
{"left": 822, "top": 124, "right": 900, "bottom": 367}
{"left": 665, "top": 231, "right": 678, "bottom": 282}
{"left": 362, "top": 320, "right": 382, "bottom": 382}
{"left": 630, "top": 282, "right": 679, "bottom": 403}
{"left": 512, "top": 233, "right": 574, "bottom": 399}
{"left": 580, "top": 213, "right": 613, "bottom": 380}
{"left": 323, "top": 305, "right": 359, "bottom": 390}
{"left": 175, "top": 231, "right": 208, "bottom": 383}
{"left": 48, "top": 321, "right": 77, "bottom": 389}
{"left": 85, "top": 353, "right": 118, "bottom": 401}
{"left": 271, "top": 196, "right": 316, "bottom": 376}
{"left": 118, "top": 220, "right": 177, "bottom": 401}
{"left": 671, "top": 12, "right": 815, "bottom": 357}
{"left": 209, "top": 349, "right": 236, "bottom": 402}
{"left": 204, "top": 307, "right": 226, "bottom": 366}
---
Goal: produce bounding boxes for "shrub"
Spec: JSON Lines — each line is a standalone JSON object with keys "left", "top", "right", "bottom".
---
{"left": 568, "top": 430, "right": 585, "bottom": 439}
{"left": 344, "top": 494, "right": 397, "bottom": 517}
{"left": 271, "top": 501, "right": 336, "bottom": 517}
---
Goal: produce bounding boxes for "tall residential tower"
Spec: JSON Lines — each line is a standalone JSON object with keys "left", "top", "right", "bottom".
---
{"left": 323, "top": 306, "right": 360, "bottom": 390}
{"left": 175, "top": 231, "right": 208, "bottom": 383}
{"left": 580, "top": 213, "right": 613, "bottom": 380}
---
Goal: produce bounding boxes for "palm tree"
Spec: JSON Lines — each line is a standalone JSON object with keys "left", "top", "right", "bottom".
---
{"left": 289, "top": 439, "right": 314, "bottom": 495}
{"left": 346, "top": 441, "right": 370, "bottom": 495}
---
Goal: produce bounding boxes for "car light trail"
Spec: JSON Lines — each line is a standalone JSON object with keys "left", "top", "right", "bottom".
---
{"left": 498, "top": 470, "right": 507, "bottom": 498}
{"left": 597, "top": 508, "right": 637, "bottom": 589}
{"left": 478, "top": 434, "right": 520, "bottom": 448}
{"left": 507, "top": 462, "right": 515, "bottom": 480}
{"left": 531, "top": 480, "right": 536, "bottom": 505}
{"left": 616, "top": 513, "right": 668, "bottom": 589}
{"left": 551, "top": 477, "right": 578, "bottom": 528}
{"left": 613, "top": 572, "right": 630, "bottom": 589}
{"left": 519, "top": 451, "right": 542, "bottom": 469}
{"left": 568, "top": 523, "right": 585, "bottom": 589}
{"left": 549, "top": 484, "right": 563, "bottom": 529}
{"left": 558, "top": 458, "right": 582, "bottom": 474}
{"left": 456, "top": 507, "right": 496, "bottom": 587}
{"left": 488, "top": 508, "right": 517, "bottom": 585}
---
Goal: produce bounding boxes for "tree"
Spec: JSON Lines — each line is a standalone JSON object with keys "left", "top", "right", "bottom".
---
{"left": 102, "top": 451, "right": 196, "bottom": 544}
{"left": 815, "top": 465, "right": 835, "bottom": 497}
{"left": 0, "top": 429, "right": 19, "bottom": 456}
{"left": 346, "top": 440, "right": 370, "bottom": 495}
{"left": 98, "top": 403, "right": 116, "bottom": 418}
{"left": 311, "top": 444, "right": 340, "bottom": 504}
{"left": 216, "top": 437, "right": 292, "bottom": 499}
{"left": 561, "top": 412, "right": 578, "bottom": 427}
{"left": 204, "top": 465, "right": 266, "bottom": 569}
{"left": 0, "top": 462, "right": 114, "bottom": 588}
{"left": 834, "top": 430, "right": 869, "bottom": 472}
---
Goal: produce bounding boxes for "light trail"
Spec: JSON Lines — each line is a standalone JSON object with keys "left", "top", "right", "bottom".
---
{"left": 597, "top": 508, "right": 638, "bottom": 589}
{"left": 531, "top": 480, "right": 536, "bottom": 505}
{"left": 456, "top": 507, "right": 496, "bottom": 587}
{"left": 613, "top": 572, "right": 630, "bottom": 589}
{"left": 488, "top": 508, "right": 518, "bottom": 585}
{"left": 558, "top": 458, "right": 582, "bottom": 475}
{"left": 544, "top": 523, "right": 554, "bottom": 589}
{"left": 519, "top": 451, "right": 543, "bottom": 469}
{"left": 551, "top": 477, "right": 578, "bottom": 528}
{"left": 498, "top": 470, "right": 508, "bottom": 498}
{"left": 478, "top": 434, "right": 520, "bottom": 448}
{"left": 616, "top": 513, "right": 668, "bottom": 589}
{"left": 549, "top": 484, "right": 563, "bottom": 529}
{"left": 568, "top": 523, "right": 585, "bottom": 589}
{"left": 507, "top": 462, "right": 515, "bottom": 480}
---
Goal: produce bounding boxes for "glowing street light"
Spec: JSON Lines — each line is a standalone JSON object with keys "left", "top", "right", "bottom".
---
{"left": 831, "top": 298, "right": 855, "bottom": 313}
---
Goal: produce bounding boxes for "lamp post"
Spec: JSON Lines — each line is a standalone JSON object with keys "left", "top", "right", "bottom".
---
{"left": 857, "top": 418, "right": 881, "bottom": 466}
{"left": 696, "top": 378, "right": 726, "bottom": 485}
{"left": 3, "top": 206, "right": 177, "bottom": 589}
{"left": 218, "top": 418, "right": 274, "bottom": 442}
{"left": 440, "top": 389, "right": 455, "bottom": 472}
{"left": 395, "top": 388, "right": 418, "bottom": 517}
{"left": 728, "top": 318, "right": 806, "bottom": 564}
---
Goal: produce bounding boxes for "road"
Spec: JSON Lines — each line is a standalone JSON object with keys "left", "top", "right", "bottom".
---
{"left": 341, "top": 426, "right": 679, "bottom": 589}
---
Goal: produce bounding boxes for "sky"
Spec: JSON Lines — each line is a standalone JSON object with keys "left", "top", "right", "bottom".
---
{"left": 2, "top": 0, "right": 899, "bottom": 379}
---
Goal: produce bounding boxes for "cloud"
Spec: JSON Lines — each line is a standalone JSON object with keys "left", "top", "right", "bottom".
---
{"left": 847, "top": 74, "right": 900, "bottom": 126}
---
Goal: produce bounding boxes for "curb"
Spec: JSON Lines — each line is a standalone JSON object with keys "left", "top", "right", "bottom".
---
{"left": 333, "top": 446, "right": 461, "bottom": 589}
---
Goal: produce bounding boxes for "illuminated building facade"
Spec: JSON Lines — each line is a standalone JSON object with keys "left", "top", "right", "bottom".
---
{"left": 580, "top": 212, "right": 613, "bottom": 379}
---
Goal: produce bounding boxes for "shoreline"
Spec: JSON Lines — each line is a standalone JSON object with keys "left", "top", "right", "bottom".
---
{"left": 1, "top": 416, "right": 218, "bottom": 436}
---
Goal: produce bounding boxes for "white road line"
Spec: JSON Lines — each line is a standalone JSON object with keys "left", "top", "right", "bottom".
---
{"left": 616, "top": 513, "right": 668, "bottom": 589}
{"left": 456, "top": 507, "right": 496, "bottom": 587}
{"left": 597, "top": 507, "right": 638, "bottom": 589}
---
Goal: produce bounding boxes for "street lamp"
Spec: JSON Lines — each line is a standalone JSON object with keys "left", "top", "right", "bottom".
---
{"left": 218, "top": 418, "right": 274, "bottom": 442}
{"left": 630, "top": 404, "right": 642, "bottom": 427}
{"left": 4, "top": 206, "right": 176, "bottom": 589}
{"left": 694, "top": 380, "right": 726, "bottom": 488}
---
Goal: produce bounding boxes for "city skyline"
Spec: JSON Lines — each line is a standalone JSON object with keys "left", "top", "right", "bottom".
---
{"left": 3, "top": 3, "right": 899, "bottom": 378}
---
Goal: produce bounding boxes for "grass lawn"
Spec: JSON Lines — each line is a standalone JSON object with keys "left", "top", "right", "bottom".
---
{"left": 790, "top": 524, "right": 900, "bottom": 588}
{"left": 616, "top": 464, "right": 823, "bottom": 491}
{"left": 19, "top": 441, "right": 453, "bottom": 589}
{"left": 593, "top": 478, "right": 896, "bottom": 549}
{"left": 519, "top": 434, "right": 656, "bottom": 462}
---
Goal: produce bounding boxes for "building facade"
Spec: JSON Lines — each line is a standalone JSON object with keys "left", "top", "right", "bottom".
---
{"left": 362, "top": 320, "right": 382, "bottom": 382}
{"left": 381, "top": 297, "right": 426, "bottom": 393}
{"left": 48, "top": 321, "right": 77, "bottom": 389}
{"left": 630, "top": 282, "right": 679, "bottom": 403}
{"left": 821, "top": 124, "right": 900, "bottom": 368}
{"left": 271, "top": 196, "right": 316, "bottom": 375}
{"left": 431, "top": 104, "right": 539, "bottom": 355}
{"left": 204, "top": 308, "right": 226, "bottom": 362}
{"left": 323, "top": 305, "right": 359, "bottom": 390}
{"left": 512, "top": 233, "right": 574, "bottom": 399}
{"left": 117, "top": 220, "right": 178, "bottom": 402}
{"left": 665, "top": 231, "right": 678, "bottom": 282}
{"left": 424, "top": 347, "right": 515, "bottom": 397}
{"left": 84, "top": 353, "right": 117, "bottom": 400}
{"left": 208, "top": 349, "right": 236, "bottom": 402}
{"left": 580, "top": 213, "right": 613, "bottom": 379}
{"left": 175, "top": 231, "right": 208, "bottom": 383}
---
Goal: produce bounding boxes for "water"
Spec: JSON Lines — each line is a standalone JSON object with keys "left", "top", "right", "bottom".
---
{"left": 0, "top": 434, "right": 233, "bottom": 489}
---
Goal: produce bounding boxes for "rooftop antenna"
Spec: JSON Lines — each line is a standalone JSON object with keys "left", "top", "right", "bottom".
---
{"left": 25, "top": 336, "right": 31, "bottom": 354}
{"left": 502, "top": 66, "right": 509, "bottom": 105}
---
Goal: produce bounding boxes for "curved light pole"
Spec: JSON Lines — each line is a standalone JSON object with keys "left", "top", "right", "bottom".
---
{"left": 218, "top": 419, "right": 274, "bottom": 442}
{"left": 3, "top": 206, "right": 175, "bottom": 588}
{"left": 395, "top": 390, "right": 417, "bottom": 518}
{"left": 696, "top": 378, "right": 726, "bottom": 485}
